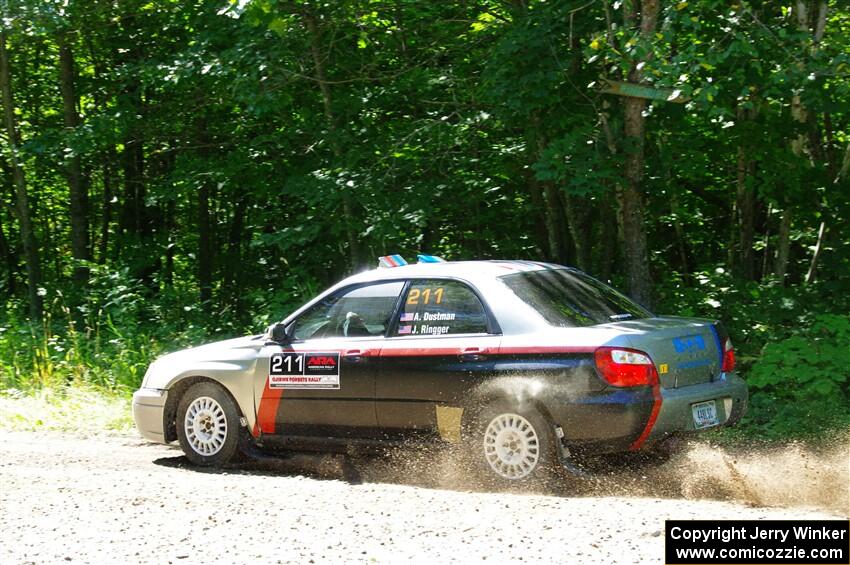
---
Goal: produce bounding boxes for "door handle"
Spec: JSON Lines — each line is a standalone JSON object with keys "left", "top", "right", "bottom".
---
{"left": 459, "top": 347, "right": 489, "bottom": 362}
{"left": 343, "top": 349, "right": 370, "bottom": 362}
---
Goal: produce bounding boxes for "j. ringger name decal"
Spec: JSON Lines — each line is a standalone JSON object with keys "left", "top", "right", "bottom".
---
{"left": 269, "top": 352, "right": 340, "bottom": 389}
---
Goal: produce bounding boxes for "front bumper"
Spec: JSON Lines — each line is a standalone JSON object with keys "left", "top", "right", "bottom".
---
{"left": 132, "top": 388, "right": 168, "bottom": 443}
{"left": 645, "top": 372, "right": 748, "bottom": 444}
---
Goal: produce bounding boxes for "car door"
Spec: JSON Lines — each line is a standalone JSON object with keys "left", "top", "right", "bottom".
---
{"left": 377, "top": 278, "right": 502, "bottom": 439}
{"left": 254, "top": 281, "right": 405, "bottom": 439}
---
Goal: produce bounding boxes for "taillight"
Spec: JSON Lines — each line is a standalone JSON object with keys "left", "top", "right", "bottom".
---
{"left": 594, "top": 347, "right": 659, "bottom": 387}
{"left": 721, "top": 337, "right": 735, "bottom": 372}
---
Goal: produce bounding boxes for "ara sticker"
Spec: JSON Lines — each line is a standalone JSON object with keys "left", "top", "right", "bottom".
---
{"left": 269, "top": 352, "right": 340, "bottom": 389}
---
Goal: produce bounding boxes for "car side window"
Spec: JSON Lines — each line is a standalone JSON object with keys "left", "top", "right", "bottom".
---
{"left": 292, "top": 282, "right": 404, "bottom": 340}
{"left": 394, "top": 279, "right": 489, "bottom": 336}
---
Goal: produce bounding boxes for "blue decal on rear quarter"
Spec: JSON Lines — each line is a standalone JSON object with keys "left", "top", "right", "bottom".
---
{"left": 672, "top": 335, "right": 705, "bottom": 353}
{"left": 676, "top": 358, "right": 713, "bottom": 370}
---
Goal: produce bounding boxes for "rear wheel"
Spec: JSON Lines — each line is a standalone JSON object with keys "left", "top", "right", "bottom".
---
{"left": 467, "top": 402, "right": 561, "bottom": 487}
{"left": 176, "top": 382, "right": 242, "bottom": 466}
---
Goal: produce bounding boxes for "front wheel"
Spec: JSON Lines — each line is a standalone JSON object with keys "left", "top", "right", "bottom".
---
{"left": 467, "top": 403, "right": 561, "bottom": 486}
{"left": 176, "top": 382, "right": 242, "bottom": 466}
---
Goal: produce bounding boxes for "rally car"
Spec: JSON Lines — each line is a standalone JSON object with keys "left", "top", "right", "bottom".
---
{"left": 132, "top": 256, "right": 748, "bottom": 483}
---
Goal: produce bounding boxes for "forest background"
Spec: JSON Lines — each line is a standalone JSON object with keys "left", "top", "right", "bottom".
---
{"left": 0, "top": 0, "right": 848, "bottom": 439}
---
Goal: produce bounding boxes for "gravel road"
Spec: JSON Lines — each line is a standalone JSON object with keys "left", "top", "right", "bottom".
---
{"left": 1, "top": 431, "right": 846, "bottom": 565}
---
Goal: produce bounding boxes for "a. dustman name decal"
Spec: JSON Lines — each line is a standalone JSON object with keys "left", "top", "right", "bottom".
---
{"left": 269, "top": 352, "right": 340, "bottom": 389}
{"left": 399, "top": 311, "right": 457, "bottom": 322}
{"left": 423, "top": 312, "right": 455, "bottom": 321}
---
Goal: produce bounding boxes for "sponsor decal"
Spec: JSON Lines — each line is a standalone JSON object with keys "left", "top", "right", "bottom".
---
{"left": 422, "top": 311, "right": 456, "bottom": 321}
{"left": 396, "top": 324, "right": 450, "bottom": 336}
{"left": 673, "top": 335, "right": 706, "bottom": 353}
{"left": 269, "top": 352, "right": 340, "bottom": 389}
{"left": 677, "top": 358, "right": 713, "bottom": 370}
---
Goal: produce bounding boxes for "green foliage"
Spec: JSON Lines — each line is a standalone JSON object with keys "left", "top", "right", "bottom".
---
{"left": 0, "top": 0, "right": 848, "bottom": 441}
{"left": 750, "top": 315, "right": 850, "bottom": 395}
{"left": 743, "top": 314, "right": 850, "bottom": 437}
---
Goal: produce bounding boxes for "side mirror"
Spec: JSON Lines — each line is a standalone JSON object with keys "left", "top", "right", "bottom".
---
{"left": 267, "top": 322, "right": 290, "bottom": 345}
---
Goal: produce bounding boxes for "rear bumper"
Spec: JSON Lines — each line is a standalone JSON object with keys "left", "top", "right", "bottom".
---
{"left": 644, "top": 372, "right": 748, "bottom": 445}
{"left": 549, "top": 373, "right": 747, "bottom": 455}
{"left": 132, "top": 388, "right": 168, "bottom": 443}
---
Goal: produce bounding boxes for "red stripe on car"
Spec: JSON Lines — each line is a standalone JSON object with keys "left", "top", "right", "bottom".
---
{"left": 380, "top": 346, "right": 594, "bottom": 357}
{"left": 498, "top": 346, "right": 595, "bottom": 355}
{"left": 253, "top": 385, "right": 283, "bottom": 436}
{"left": 629, "top": 381, "right": 662, "bottom": 450}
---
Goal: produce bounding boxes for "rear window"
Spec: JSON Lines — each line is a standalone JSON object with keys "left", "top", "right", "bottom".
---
{"left": 500, "top": 269, "right": 651, "bottom": 327}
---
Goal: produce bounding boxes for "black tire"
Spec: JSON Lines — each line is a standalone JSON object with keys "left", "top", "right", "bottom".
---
{"left": 176, "top": 381, "right": 242, "bottom": 467}
{"left": 465, "top": 401, "right": 562, "bottom": 488}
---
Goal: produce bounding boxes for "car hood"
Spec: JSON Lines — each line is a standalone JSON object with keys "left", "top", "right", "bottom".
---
{"left": 142, "top": 334, "right": 265, "bottom": 388}
{"left": 159, "top": 334, "right": 265, "bottom": 362}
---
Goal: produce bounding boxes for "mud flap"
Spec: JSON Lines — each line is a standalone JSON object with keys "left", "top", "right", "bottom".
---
{"left": 554, "top": 426, "right": 591, "bottom": 479}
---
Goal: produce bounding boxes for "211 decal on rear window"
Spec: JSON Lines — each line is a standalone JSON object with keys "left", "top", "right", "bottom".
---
{"left": 268, "top": 352, "right": 340, "bottom": 390}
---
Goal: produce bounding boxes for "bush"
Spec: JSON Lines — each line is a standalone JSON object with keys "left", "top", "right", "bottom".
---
{"left": 744, "top": 314, "right": 850, "bottom": 438}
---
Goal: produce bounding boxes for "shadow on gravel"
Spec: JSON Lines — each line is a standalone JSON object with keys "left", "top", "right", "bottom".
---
{"left": 153, "top": 435, "right": 850, "bottom": 515}
{"left": 154, "top": 452, "right": 365, "bottom": 483}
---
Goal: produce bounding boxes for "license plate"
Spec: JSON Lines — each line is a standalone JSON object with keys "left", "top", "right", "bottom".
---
{"left": 691, "top": 400, "right": 719, "bottom": 429}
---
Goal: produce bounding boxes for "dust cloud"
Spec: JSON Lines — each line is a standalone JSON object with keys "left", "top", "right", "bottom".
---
{"left": 585, "top": 436, "right": 850, "bottom": 515}
{"left": 343, "top": 434, "right": 849, "bottom": 516}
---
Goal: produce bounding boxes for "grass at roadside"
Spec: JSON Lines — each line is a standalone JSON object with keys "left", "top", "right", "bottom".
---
{"left": 0, "top": 386, "right": 133, "bottom": 435}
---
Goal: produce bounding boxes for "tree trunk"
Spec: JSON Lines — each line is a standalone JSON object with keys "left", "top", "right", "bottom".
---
{"left": 561, "top": 193, "right": 589, "bottom": 270}
{"left": 802, "top": 2, "right": 833, "bottom": 284}
{"left": 98, "top": 151, "right": 116, "bottom": 263}
{"left": 776, "top": 0, "right": 827, "bottom": 283}
{"left": 773, "top": 208, "right": 792, "bottom": 280}
{"left": 0, "top": 196, "right": 15, "bottom": 295}
{"left": 596, "top": 198, "right": 617, "bottom": 282}
{"left": 598, "top": 106, "right": 621, "bottom": 282}
{"left": 616, "top": 0, "right": 659, "bottom": 308}
{"left": 525, "top": 176, "right": 550, "bottom": 258}
{"left": 57, "top": 34, "right": 89, "bottom": 286}
{"left": 118, "top": 63, "right": 146, "bottom": 248}
{"left": 808, "top": 142, "right": 850, "bottom": 283}
{"left": 0, "top": 31, "right": 42, "bottom": 320}
{"left": 198, "top": 181, "right": 213, "bottom": 303}
{"left": 620, "top": 94, "right": 653, "bottom": 307}
{"left": 669, "top": 189, "right": 692, "bottom": 281}
{"left": 303, "top": 12, "right": 362, "bottom": 270}
{"left": 542, "top": 183, "right": 564, "bottom": 263}
{"left": 735, "top": 126, "right": 756, "bottom": 280}
{"left": 163, "top": 200, "right": 175, "bottom": 288}
{"left": 223, "top": 197, "right": 248, "bottom": 323}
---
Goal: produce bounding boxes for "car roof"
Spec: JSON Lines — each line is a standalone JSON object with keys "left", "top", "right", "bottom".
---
{"left": 341, "top": 260, "right": 565, "bottom": 286}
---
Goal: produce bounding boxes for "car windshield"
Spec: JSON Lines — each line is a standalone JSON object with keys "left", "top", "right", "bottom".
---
{"left": 500, "top": 268, "right": 652, "bottom": 327}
